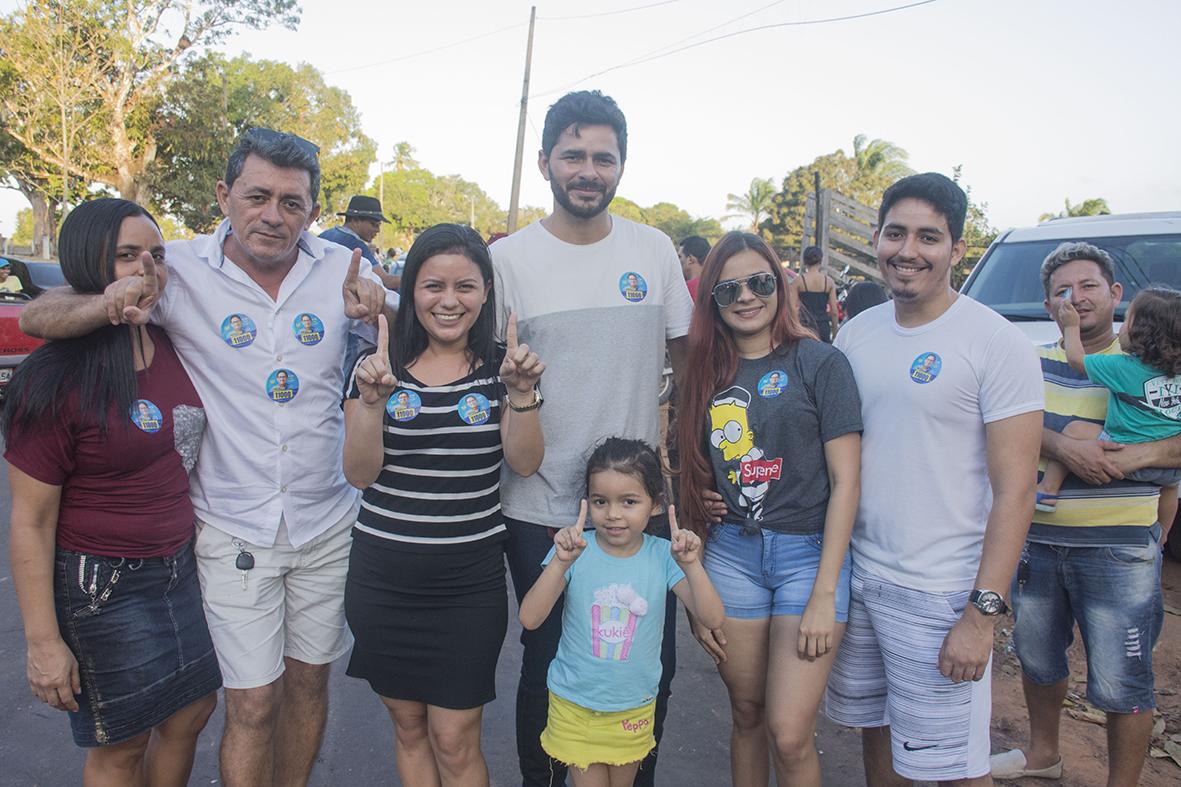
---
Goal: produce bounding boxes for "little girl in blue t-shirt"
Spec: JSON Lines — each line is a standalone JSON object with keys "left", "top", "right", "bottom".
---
{"left": 519, "top": 438, "right": 724, "bottom": 787}
{"left": 1038, "top": 286, "right": 1181, "bottom": 526}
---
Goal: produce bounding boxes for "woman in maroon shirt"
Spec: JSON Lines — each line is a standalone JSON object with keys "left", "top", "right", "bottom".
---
{"left": 5, "top": 199, "right": 220, "bottom": 786}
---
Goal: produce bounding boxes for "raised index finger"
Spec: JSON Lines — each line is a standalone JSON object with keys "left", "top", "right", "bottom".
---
{"left": 573, "top": 499, "right": 587, "bottom": 533}
{"left": 141, "top": 251, "right": 158, "bottom": 294}
{"left": 668, "top": 504, "right": 681, "bottom": 536}
{"left": 506, "top": 311, "right": 519, "bottom": 351}
{"left": 376, "top": 314, "right": 390, "bottom": 365}
{"left": 344, "top": 248, "right": 361, "bottom": 285}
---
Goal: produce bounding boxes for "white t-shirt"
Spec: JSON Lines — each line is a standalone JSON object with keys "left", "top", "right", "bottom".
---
{"left": 154, "top": 220, "right": 390, "bottom": 548}
{"left": 834, "top": 295, "right": 1043, "bottom": 591}
{"left": 491, "top": 216, "right": 693, "bottom": 525}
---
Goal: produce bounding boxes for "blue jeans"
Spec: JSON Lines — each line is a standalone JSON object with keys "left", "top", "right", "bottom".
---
{"left": 704, "top": 523, "right": 851, "bottom": 619}
{"left": 1011, "top": 525, "right": 1164, "bottom": 713}
{"left": 505, "top": 515, "right": 676, "bottom": 787}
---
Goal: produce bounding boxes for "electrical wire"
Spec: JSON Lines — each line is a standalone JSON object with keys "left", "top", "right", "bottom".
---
{"left": 326, "top": 21, "right": 525, "bottom": 75}
{"left": 530, "top": 0, "right": 943, "bottom": 98}
{"left": 538, "top": 0, "right": 679, "bottom": 21}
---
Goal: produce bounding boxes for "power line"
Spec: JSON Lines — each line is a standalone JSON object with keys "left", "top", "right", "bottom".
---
{"left": 530, "top": 0, "right": 943, "bottom": 98}
{"left": 538, "top": 0, "right": 679, "bottom": 21}
{"left": 326, "top": 21, "right": 525, "bottom": 75}
{"left": 614, "top": 0, "right": 790, "bottom": 66}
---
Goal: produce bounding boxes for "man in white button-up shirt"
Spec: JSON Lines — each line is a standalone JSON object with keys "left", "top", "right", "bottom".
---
{"left": 22, "top": 128, "right": 393, "bottom": 787}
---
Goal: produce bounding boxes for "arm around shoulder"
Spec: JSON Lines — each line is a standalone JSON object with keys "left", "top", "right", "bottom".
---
{"left": 19, "top": 286, "right": 111, "bottom": 339}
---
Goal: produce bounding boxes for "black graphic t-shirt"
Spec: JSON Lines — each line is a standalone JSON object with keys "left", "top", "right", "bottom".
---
{"left": 705, "top": 339, "right": 862, "bottom": 534}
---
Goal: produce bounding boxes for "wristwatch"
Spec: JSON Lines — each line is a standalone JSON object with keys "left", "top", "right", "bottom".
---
{"left": 506, "top": 386, "right": 543, "bottom": 412}
{"left": 969, "top": 589, "right": 1009, "bottom": 616}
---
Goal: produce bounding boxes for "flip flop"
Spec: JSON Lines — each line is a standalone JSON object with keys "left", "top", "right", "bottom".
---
{"left": 1034, "top": 491, "right": 1060, "bottom": 513}
{"left": 990, "top": 748, "right": 1063, "bottom": 780}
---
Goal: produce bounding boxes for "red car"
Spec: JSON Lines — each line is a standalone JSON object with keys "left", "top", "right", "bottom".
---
{"left": 0, "top": 258, "right": 64, "bottom": 399}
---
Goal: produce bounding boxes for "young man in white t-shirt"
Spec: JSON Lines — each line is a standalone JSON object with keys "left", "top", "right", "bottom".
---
{"left": 491, "top": 90, "right": 693, "bottom": 787}
{"left": 826, "top": 173, "right": 1043, "bottom": 785}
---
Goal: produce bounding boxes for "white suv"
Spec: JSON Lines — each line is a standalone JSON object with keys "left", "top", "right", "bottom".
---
{"left": 961, "top": 211, "right": 1181, "bottom": 344}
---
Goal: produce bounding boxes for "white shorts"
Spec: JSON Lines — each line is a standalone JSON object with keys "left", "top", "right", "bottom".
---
{"left": 824, "top": 563, "right": 991, "bottom": 781}
{"left": 194, "top": 511, "right": 354, "bottom": 689}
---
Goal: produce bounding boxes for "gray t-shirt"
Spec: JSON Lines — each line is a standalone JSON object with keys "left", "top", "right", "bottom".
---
{"left": 706, "top": 339, "right": 862, "bottom": 534}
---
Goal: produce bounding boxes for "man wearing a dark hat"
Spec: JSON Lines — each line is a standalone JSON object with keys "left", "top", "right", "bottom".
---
{"left": 320, "top": 195, "right": 399, "bottom": 290}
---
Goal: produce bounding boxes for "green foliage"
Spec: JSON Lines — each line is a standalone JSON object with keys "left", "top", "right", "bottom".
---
{"left": 11, "top": 208, "right": 33, "bottom": 246}
{"left": 611, "top": 198, "right": 722, "bottom": 242}
{"left": 1039, "top": 197, "right": 1111, "bottom": 223}
{"left": 952, "top": 165, "right": 997, "bottom": 287}
{"left": 763, "top": 135, "right": 914, "bottom": 263}
{"left": 150, "top": 53, "right": 375, "bottom": 232}
{"left": 726, "top": 177, "right": 776, "bottom": 230}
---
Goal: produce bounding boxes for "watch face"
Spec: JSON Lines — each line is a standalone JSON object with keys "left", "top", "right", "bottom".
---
{"left": 974, "top": 591, "right": 1005, "bottom": 615}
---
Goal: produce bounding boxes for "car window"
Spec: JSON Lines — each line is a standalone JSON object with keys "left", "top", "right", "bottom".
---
{"left": 965, "top": 234, "right": 1181, "bottom": 320}
{"left": 26, "top": 262, "right": 65, "bottom": 290}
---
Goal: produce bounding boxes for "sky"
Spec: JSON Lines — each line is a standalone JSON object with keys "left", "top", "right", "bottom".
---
{"left": 1, "top": 0, "right": 1179, "bottom": 240}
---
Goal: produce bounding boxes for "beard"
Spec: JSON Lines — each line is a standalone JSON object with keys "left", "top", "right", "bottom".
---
{"left": 549, "top": 171, "right": 616, "bottom": 220}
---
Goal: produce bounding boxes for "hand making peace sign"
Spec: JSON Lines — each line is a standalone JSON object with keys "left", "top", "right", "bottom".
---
{"left": 552, "top": 499, "right": 589, "bottom": 563}
{"left": 500, "top": 312, "right": 545, "bottom": 395}
{"left": 356, "top": 314, "right": 397, "bottom": 406}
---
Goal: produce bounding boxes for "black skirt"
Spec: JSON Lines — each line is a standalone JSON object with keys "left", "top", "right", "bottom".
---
{"left": 344, "top": 532, "right": 508, "bottom": 709}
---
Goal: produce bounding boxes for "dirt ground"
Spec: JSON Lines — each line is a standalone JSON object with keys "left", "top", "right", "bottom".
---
{"left": 989, "top": 553, "right": 1181, "bottom": 786}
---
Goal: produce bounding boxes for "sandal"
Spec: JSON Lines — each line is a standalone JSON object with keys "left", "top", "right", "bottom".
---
{"left": 1034, "top": 491, "right": 1060, "bottom": 513}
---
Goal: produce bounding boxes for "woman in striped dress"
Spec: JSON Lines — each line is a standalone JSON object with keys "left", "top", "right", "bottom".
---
{"left": 342, "top": 223, "right": 544, "bottom": 787}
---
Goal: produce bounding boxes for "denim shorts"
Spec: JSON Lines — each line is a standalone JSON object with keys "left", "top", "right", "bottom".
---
{"left": 54, "top": 541, "right": 222, "bottom": 747}
{"left": 1011, "top": 525, "right": 1163, "bottom": 714}
{"left": 703, "top": 523, "right": 851, "bottom": 619}
{"left": 1097, "top": 431, "right": 1181, "bottom": 486}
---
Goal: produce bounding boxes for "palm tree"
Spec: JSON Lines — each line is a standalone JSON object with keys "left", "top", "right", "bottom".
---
{"left": 852, "top": 134, "right": 913, "bottom": 181}
{"left": 726, "top": 177, "right": 776, "bottom": 231}
{"left": 1039, "top": 197, "right": 1111, "bottom": 222}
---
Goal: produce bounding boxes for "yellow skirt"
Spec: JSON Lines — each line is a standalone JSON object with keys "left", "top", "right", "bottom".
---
{"left": 540, "top": 691, "right": 656, "bottom": 770}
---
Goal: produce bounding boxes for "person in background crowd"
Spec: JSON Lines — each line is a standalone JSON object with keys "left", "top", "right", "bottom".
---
{"left": 789, "top": 245, "right": 840, "bottom": 343}
{"left": 678, "top": 235, "right": 711, "bottom": 301}
{"left": 825, "top": 173, "right": 1044, "bottom": 786}
{"left": 842, "top": 280, "right": 889, "bottom": 321}
{"left": 0, "top": 258, "right": 24, "bottom": 292}
{"left": 491, "top": 89, "right": 693, "bottom": 787}
{"left": 19, "top": 128, "right": 391, "bottom": 787}
{"left": 321, "top": 195, "right": 400, "bottom": 290}
{"left": 6, "top": 198, "right": 220, "bottom": 787}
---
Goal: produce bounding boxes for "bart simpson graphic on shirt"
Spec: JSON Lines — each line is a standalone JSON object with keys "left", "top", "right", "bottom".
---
{"left": 709, "top": 386, "right": 781, "bottom": 522}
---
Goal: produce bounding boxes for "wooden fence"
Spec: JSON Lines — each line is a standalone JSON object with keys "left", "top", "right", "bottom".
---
{"left": 800, "top": 189, "right": 882, "bottom": 283}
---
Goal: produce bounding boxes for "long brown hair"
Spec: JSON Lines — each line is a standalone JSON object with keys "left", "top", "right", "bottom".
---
{"left": 676, "top": 232, "right": 815, "bottom": 535}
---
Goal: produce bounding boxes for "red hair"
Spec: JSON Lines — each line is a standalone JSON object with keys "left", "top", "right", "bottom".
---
{"left": 675, "top": 232, "right": 815, "bottom": 535}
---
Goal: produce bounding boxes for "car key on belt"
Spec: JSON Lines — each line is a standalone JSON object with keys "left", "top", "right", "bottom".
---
{"left": 233, "top": 538, "right": 255, "bottom": 589}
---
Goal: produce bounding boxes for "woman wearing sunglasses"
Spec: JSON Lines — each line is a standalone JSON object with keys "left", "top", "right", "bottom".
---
{"left": 676, "top": 231, "right": 862, "bottom": 787}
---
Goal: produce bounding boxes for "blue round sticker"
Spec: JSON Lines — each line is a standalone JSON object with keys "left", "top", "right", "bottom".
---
{"left": 387, "top": 389, "right": 422, "bottom": 422}
{"left": 457, "top": 392, "right": 492, "bottom": 425}
{"left": 293, "top": 312, "right": 325, "bottom": 346}
{"left": 757, "top": 370, "right": 788, "bottom": 398}
{"left": 130, "top": 399, "right": 163, "bottom": 433}
{"left": 619, "top": 271, "right": 648, "bottom": 303}
{"left": 221, "top": 313, "right": 257, "bottom": 348}
{"left": 909, "top": 352, "right": 942, "bottom": 384}
{"left": 266, "top": 369, "right": 300, "bottom": 403}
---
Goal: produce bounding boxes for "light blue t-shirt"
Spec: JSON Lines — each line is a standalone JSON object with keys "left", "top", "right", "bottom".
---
{"left": 1084, "top": 353, "right": 1181, "bottom": 443}
{"left": 544, "top": 533, "right": 685, "bottom": 712}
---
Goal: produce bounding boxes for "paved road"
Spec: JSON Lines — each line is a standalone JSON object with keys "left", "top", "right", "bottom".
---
{"left": 0, "top": 455, "right": 866, "bottom": 786}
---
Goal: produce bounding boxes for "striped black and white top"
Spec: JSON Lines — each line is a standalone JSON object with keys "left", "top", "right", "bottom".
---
{"left": 346, "top": 350, "right": 508, "bottom": 553}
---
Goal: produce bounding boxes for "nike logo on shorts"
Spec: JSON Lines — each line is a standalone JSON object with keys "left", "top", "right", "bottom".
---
{"left": 903, "top": 741, "right": 937, "bottom": 752}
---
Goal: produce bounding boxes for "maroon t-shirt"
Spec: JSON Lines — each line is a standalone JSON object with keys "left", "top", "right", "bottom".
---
{"left": 5, "top": 327, "right": 206, "bottom": 557}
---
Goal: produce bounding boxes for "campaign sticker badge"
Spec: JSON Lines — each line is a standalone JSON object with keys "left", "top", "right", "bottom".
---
{"left": 757, "top": 370, "right": 788, "bottom": 398}
{"left": 266, "top": 369, "right": 300, "bottom": 403}
{"left": 619, "top": 271, "right": 648, "bottom": 303}
{"left": 386, "top": 389, "right": 422, "bottom": 422}
{"left": 292, "top": 312, "right": 325, "bottom": 346}
{"left": 909, "top": 352, "right": 942, "bottom": 384}
{"left": 457, "top": 392, "right": 492, "bottom": 425}
{"left": 221, "top": 313, "right": 257, "bottom": 349}
{"left": 130, "top": 399, "right": 163, "bottom": 433}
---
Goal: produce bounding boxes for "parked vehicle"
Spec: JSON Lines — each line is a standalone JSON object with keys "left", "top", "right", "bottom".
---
{"left": 961, "top": 212, "right": 1181, "bottom": 558}
{"left": 0, "top": 258, "right": 65, "bottom": 399}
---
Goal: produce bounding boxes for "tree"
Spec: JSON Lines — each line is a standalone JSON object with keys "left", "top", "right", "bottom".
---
{"left": 609, "top": 197, "right": 721, "bottom": 243}
{"left": 852, "top": 134, "right": 912, "bottom": 182}
{"left": 0, "top": 0, "right": 299, "bottom": 208}
{"left": 952, "top": 165, "right": 997, "bottom": 287}
{"left": 726, "top": 177, "right": 776, "bottom": 231}
{"left": 1039, "top": 197, "right": 1111, "bottom": 223}
{"left": 370, "top": 153, "right": 505, "bottom": 247}
{"left": 149, "top": 53, "right": 375, "bottom": 232}
{"left": 11, "top": 208, "right": 33, "bottom": 247}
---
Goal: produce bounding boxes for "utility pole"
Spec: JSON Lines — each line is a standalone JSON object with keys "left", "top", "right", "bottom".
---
{"left": 506, "top": 6, "right": 536, "bottom": 234}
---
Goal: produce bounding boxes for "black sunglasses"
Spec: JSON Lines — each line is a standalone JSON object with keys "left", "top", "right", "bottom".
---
{"left": 246, "top": 127, "right": 320, "bottom": 157}
{"left": 712, "top": 272, "right": 777, "bottom": 308}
